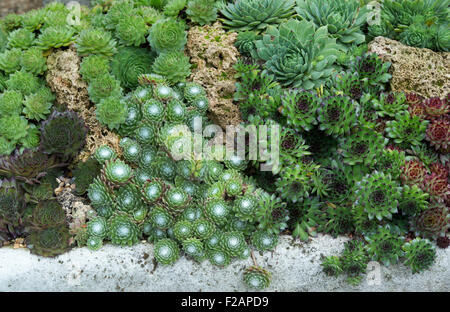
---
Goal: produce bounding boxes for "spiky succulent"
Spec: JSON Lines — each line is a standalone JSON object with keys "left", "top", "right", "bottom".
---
{"left": 28, "top": 225, "right": 71, "bottom": 257}
{"left": 251, "top": 230, "right": 278, "bottom": 251}
{"left": 96, "top": 96, "right": 128, "bottom": 130}
{"left": 108, "top": 213, "right": 140, "bottom": 246}
{"left": 365, "top": 225, "right": 405, "bottom": 266}
{"left": 243, "top": 266, "right": 271, "bottom": 290}
{"left": 6, "top": 70, "right": 41, "bottom": 96}
{"left": 116, "top": 184, "right": 145, "bottom": 213}
{"left": 86, "top": 236, "right": 103, "bottom": 251}
{"left": 20, "top": 47, "right": 47, "bottom": 75}
{"left": 0, "top": 90, "right": 23, "bottom": 116}
{"left": 0, "top": 115, "right": 28, "bottom": 142}
{"left": 186, "top": 0, "right": 217, "bottom": 25}
{"left": 402, "top": 238, "right": 436, "bottom": 273}
{"left": 87, "top": 216, "right": 108, "bottom": 239}
{"left": 76, "top": 28, "right": 117, "bottom": 57}
{"left": 399, "top": 185, "right": 429, "bottom": 216}
{"left": 0, "top": 48, "right": 22, "bottom": 74}
{"left": 80, "top": 55, "right": 111, "bottom": 84}
{"left": 386, "top": 112, "right": 429, "bottom": 147}
{"left": 219, "top": 0, "right": 295, "bottom": 32}
{"left": 151, "top": 52, "right": 191, "bottom": 84}
{"left": 295, "top": 0, "right": 368, "bottom": 49}
{"left": 22, "top": 88, "right": 54, "bottom": 121}
{"left": 147, "top": 18, "right": 187, "bottom": 54}
{"left": 251, "top": 19, "right": 340, "bottom": 89}
{"left": 413, "top": 203, "right": 449, "bottom": 239}
{"left": 149, "top": 206, "right": 174, "bottom": 230}
{"left": 0, "top": 178, "right": 25, "bottom": 227}
{"left": 426, "top": 118, "right": 450, "bottom": 152}
{"left": 255, "top": 191, "right": 289, "bottom": 235}
{"left": 281, "top": 89, "right": 319, "bottom": 131}
{"left": 205, "top": 199, "right": 231, "bottom": 226}
{"left": 340, "top": 240, "right": 369, "bottom": 284}
{"left": 421, "top": 173, "right": 450, "bottom": 203}
{"left": 154, "top": 238, "right": 180, "bottom": 265}
{"left": 31, "top": 199, "right": 66, "bottom": 227}
{"left": 338, "top": 125, "right": 388, "bottom": 166}
{"left": 219, "top": 231, "right": 247, "bottom": 257}
{"left": 353, "top": 171, "right": 402, "bottom": 221}
{"left": 115, "top": 14, "right": 148, "bottom": 47}
{"left": 94, "top": 145, "right": 117, "bottom": 165}
{"left": 111, "top": 47, "right": 155, "bottom": 90}
{"left": 318, "top": 95, "right": 360, "bottom": 136}
{"left": 88, "top": 74, "right": 123, "bottom": 104}
{"left": 401, "top": 160, "right": 427, "bottom": 186}
{"left": 40, "top": 110, "right": 87, "bottom": 160}
{"left": 350, "top": 53, "right": 391, "bottom": 92}
{"left": 35, "top": 26, "right": 75, "bottom": 50}
{"left": 87, "top": 177, "right": 114, "bottom": 210}
{"left": 103, "top": 159, "right": 133, "bottom": 185}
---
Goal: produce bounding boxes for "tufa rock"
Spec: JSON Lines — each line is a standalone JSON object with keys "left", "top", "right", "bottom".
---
{"left": 186, "top": 22, "right": 242, "bottom": 129}
{"left": 46, "top": 45, "right": 121, "bottom": 162}
{"left": 368, "top": 36, "right": 449, "bottom": 99}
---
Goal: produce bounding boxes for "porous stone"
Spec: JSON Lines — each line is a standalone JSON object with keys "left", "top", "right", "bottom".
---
{"left": 0, "top": 0, "right": 42, "bottom": 17}
{"left": 46, "top": 45, "right": 121, "bottom": 162}
{"left": 186, "top": 22, "right": 242, "bottom": 129}
{"left": 368, "top": 36, "right": 450, "bottom": 99}
{"left": 0, "top": 234, "right": 448, "bottom": 291}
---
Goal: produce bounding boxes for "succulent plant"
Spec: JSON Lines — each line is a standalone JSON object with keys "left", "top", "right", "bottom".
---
{"left": 96, "top": 96, "right": 128, "bottom": 130}
{"left": 401, "top": 160, "right": 427, "bottom": 186}
{"left": 319, "top": 95, "right": 362, "bottom": 137}
{"left": 147, "top": 18, "right": 187, "bottom": 54}
{"left": 321, "top": 255, "right": 343, "bottom": 276}
{"left": 88, "top": 74, "right": 123, "bottom": 104}
{"left": 251, "top": 230, "right": 278, "bottom": 251}
{"left": 281, "top": 89, "right": 319, "bottom": 131}
{"left": 0, "top": 90, "right": 23, "bottom": 116}
{"left": 28, "top": 225, "right": 71, "bottom": 257}
{"left": 207, "top": 248, "right": 231, "bottom": 267}
{"left": 0, "top": 148, "right": 61, "bottom": 183}
{"left": 108, "top": 213, "right": 140, "bottom": 246}
{"left": 35, "top": 26, "right": 75, "bottom": 50}
{"left": 295, "top": 0, "right": 369, "bottom": 49}
{"left": 353, "top": 171, "right": 402, "bottom": 221}
{"left": 425, "top": 117, "right": 450, "bottom": 152}
{"left": 402, "top": 238, "right": 436, "bottom": 273}
{"left": 6, "top": 70, "right": 41, "bottom": 96}
{"left": 22, "top": 88, "right": 54, "bottom": 121}
{"left": 350, "top": 53, "right": 391, "bottom": 92}
{"left": 76, "top": 28, "right": 117, "bottom": 57}
{"left": 205, "top": 199, "right": 230, "bottom": 226}
{"left": 219, "top": 0, "right": 295, "bottom": 32}
{"left": 20, "top": 47, "right": 47, "bottom": 75}
{"left": 94, "top": 145, "right": 117, "bottom": 165}
{"left": 164, "top": 0, "right": 187, "bottom": 17}
{"left": 7, "top": 28, "right": 35, "bottom": 50}
{"left": 413, "top": 202, "right": 449, "bottom": 239}
{"left": 86, "top": 236, "right": 103, "bottom": 250}
{"left": 31, "top": 199, "right": 66, "bottom": 228}
{"left": 80, "top": 55, "right": 111, "bottom": 84}
{"left": 111, "top": 47, "right": 155, "bottom": 90}
{"left": 421, "top": 173, "right": 449, "bottom": 203}
{"left": 0, "top": 48, "right": 22, "bottom": 74}
{"left": 102, "top": 159, "right": 133, "bottom": 185}
{"left": 40, "top": 110, "right": 87, "bottom": 160}
{"left": 182, "top": 237, "right": 204, "bottom": 257}
{"left": 251, "top": 19, "right": 340, "bottom": 90}
{"left": 219, "top": 231, "right": 246, "bottom": 257}
{"left": 365, "top": 225, "right": 405, "bottom": 266}
{"left": 154, "top": 238, "right": 180, "bottom": 265}
{"left": 243, "top": 265, "right": 271, "bottom": 289}
{"left": 338, "top": 125, "right": 388, "bottom": 166}
{"left": 399, "top": 185, "right": 429, "bottom": 216}
{"left": 87, "top": 216, "right": 108, "bottom": 239}
{"left": 386, "top": 112, "right": 429, "bottom": 147}
{"left": 151, "top": 51, "right": 191, "bottom": 84}
{"left": 0, "top": 178, "right": 25, "bottom": 226}
{"left": 186, "top": 0, "right": 218, "bottom": 25}
{"left": 115, "top": 14, "right": 148, "bottom": 47}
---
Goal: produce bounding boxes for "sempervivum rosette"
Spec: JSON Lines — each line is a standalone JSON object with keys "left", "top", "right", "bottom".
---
{"left": 40, "top": 110, "right": 88, "bottom": 161}
{"left": 252, "top": 19, "right": 340, "bottom": 90}
{"left": 147, "top": 18, "right": 187, "bottom": 54}
{"left": 108, "top": 213, "right": 140, "bottom": 246}
{"left": 111, "top": 47, "right": 155, "bottom": 90}
{"left": 426, "top": 117, "right": 450, "bottom": 153}
{"left": 243, "top": 266, "right": 272, "bottom": 289}
{"left": 412, "top": 202, "right": 449, "bottom": 239}
{"left": 219, "top": 0, "right": 295, "bottom": 32}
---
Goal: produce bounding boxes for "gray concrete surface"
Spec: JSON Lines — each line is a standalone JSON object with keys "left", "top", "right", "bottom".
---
{"left": 0, "top": 234, "right": 448, "bottom": 291}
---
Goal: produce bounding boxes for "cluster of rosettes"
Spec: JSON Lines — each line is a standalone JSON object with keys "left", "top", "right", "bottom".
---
{"left": 405, "top": 93, "right": 450, "bottom": 153}
{"left": 84, "top": 81, "right": 281, "bottom": 289}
